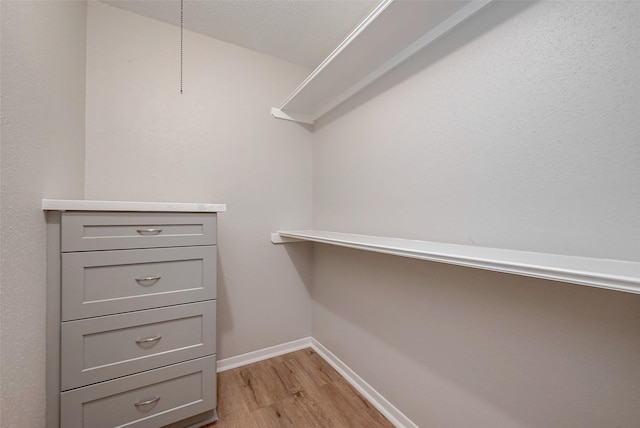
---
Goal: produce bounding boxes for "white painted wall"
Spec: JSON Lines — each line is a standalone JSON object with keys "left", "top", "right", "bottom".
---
{"left": 312, "top": 1, "right": 640, "bottom": 427}
{"left": 0, "top": 1, "right": 86, "bottom": 426}
{"left": 84, "top": 1, "right": 314, "bottom": 359}
{"left": 315, "top": 1, "right": 639, "bottom": 262}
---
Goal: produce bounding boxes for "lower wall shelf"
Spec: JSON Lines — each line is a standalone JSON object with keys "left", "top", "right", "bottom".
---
{"left": 272, "top": 230, "right": 639, "bottom": 295}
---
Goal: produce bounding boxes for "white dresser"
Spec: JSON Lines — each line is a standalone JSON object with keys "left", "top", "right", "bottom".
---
{"left": 43, "top": 200, "right": 226, "bottom": 428}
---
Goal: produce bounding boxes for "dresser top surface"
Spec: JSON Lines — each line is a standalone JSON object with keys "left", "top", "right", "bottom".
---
{"left": 42, "top": 199, "right": 226, "bottom": 213}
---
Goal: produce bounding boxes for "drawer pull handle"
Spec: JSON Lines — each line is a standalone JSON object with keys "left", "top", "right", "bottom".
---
{"left": 135, "top": 276, "right": 161, "bottom": 285}
{"left": 135, "top": 335, "right": 162, "bottom": 345}
{"left": 137, "top": 228, "right": 163, "bottom": 235}
{"left": 134, "top": 396, "right": 161, "bottom": 407}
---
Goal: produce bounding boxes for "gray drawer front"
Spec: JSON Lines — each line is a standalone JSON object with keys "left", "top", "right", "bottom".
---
{"left": 60, "top": 356, "right": 216, "bottom": 428}
{"left": 62, "top": 246, "right": 216, "bottom": 321}
{"left": 61, "top": 301, "right": 216, "bottom": 390}
{"left": 61, "top": 212, "right": 216, "bottom": 252}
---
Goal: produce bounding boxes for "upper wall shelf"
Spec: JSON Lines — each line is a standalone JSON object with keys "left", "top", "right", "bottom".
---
{"left": 272, "top": 230, "right": 640, "bottom": 295}
{"left": 271, "top": 0, "right": 492, "bottom": 125}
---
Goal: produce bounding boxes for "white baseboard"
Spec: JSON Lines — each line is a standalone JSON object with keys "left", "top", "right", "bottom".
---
{"left": 310, "top": 338, "right": 418, "bottom": 428}
{"left": 216, "top": 337, "right": 312, "bottom": 372}
{"left": 216, "top": 336, "right": 417, "bottom": 428}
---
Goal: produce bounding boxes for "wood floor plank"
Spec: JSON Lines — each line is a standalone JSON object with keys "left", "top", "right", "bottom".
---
{"left": 210, "top": 408, "right": 258, "bottom": 428}
{"left": 217, "top": 369, "right": 249, "bottom": 417}
{"left": 306, "top": 348, "right": 345, "bottom": 382}
{"left": 292, "top": 348, "right": 342, "bottom": 387}
{"left": 252, "top": 400, "right": 296, "bottom": 428}
{"left": 206, "top": 348, "right": 394, "bottom": 428}
{"left": 271, "top": 355, "right": 304, "bottom": 395}
{"left": 237, "top": 359, "right": 287, "bottom": 412}
{"left": 284, "top": 390, "right": 337, "bottom": 428}
{"left": 237, "top": 366, "right": 265, "bottom": 412}
{"left": 263, "top": 358, "right": 298, "bottom": 400}
{"left": 278, "top": 357, "right": 350, "bottom": 427}
{"left": 322, "top": 378, "right": 392, "bottom": 427}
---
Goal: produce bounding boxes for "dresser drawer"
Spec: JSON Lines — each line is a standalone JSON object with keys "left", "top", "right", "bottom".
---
{"left": 61, "top": 212, "right": 216, "bottom": 252}
{"left": 60, "top": 356, "right": 216, "bottom": 428}
{"left": 62, "top": 246, "right": 216, "bottom": 321}
{"left": 61, "top": 301, "right": 216, "bottom": 390}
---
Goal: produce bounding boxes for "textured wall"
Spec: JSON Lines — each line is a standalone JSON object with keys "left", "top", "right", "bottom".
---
{"left": 315, "top": 1, "right": 640, "bottom": 261}
{"left": 0, "top": 1, "right": 86, "bottom": 427}
{"left": 84, "top": 1, "right": 314, "bottom": 359}
{"left": 312, "top": 1, "right": 640, "bottom": 427}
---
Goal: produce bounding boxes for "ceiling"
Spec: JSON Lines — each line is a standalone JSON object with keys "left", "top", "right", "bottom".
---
{"left": 100, "top": 0, "right": 380, "bottom": 69}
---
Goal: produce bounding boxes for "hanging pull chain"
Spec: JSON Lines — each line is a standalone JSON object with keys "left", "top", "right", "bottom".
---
{"left": 180, "top": 0, "right": 184, "bottom": 94}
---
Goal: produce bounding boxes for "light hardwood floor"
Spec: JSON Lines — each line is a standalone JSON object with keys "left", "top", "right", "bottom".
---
{"left": 205, "top": 348, "right": 394, "bottom": 428}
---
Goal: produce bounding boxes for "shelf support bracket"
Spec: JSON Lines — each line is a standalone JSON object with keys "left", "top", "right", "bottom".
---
{"left": 271, "top": 232, "right": 305, "bottom": 244}
{"left": 270, "top": 108, "right": 315, "bottom": 125}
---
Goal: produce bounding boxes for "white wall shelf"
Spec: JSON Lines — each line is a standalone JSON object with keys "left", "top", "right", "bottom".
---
{"left": 272, "top": 230, "right": 640, "bottom": 295}
{"left": 271, "top": 0, "right": 492, "bottom": 125}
